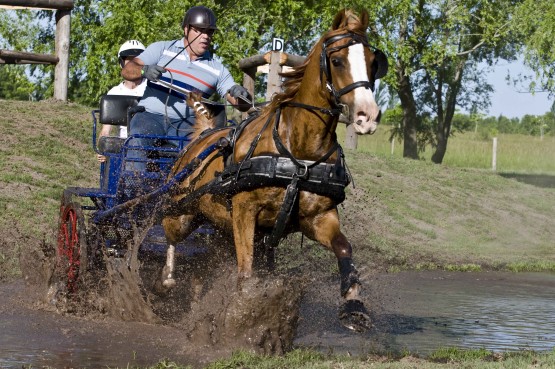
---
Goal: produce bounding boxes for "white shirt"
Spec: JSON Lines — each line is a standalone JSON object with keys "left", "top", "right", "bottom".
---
{"left": 107, "top": 78, "right": 147, "bottom": 138}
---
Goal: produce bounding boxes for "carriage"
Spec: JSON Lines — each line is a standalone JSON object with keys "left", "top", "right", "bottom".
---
{"left": 55, "top": 94, "right": 224, "bottom": 294}
{"left": 53, "top": 8, "right": 387, "bottom": 332}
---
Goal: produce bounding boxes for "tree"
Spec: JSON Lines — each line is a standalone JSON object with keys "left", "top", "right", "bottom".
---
{"left": 512, "top": 0, "right": 555, "bottom": 95}
{"left": 361, "top": 0, "right": 520, "bottom": 162}
{"left": 0, "top": 9, "right": 50, "bottom": 100}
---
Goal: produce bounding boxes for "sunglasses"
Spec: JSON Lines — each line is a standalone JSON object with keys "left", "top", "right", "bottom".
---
{"left": 190, "top": 26, "right": 215, "bottom": 37}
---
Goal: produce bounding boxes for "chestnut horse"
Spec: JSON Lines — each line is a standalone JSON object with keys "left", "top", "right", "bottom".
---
{"left": 161, "top": 8, "right": 387, "bottom": 329}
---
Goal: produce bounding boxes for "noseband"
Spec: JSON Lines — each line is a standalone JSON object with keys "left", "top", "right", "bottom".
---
{"left": 320, "top": 32, "right": 376, "bottom": 107}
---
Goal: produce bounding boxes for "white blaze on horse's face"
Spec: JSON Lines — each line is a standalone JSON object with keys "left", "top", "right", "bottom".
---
{"left": 346, "top": 43, "right": 380, "bottom": 135}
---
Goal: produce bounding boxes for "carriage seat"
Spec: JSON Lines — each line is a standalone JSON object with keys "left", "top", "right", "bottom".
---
{"left": 99, "top": 94, "right": 140, "bottom": 126}
{"left": 97, "top": 95, "right": 141, "bottom": 154}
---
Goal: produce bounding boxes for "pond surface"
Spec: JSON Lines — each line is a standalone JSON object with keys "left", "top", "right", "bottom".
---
{"left": 1, "top": 271, "right": 555, "bottom": 368}
{"left": 295, "top": 271, "right": 555, "bottom": 356}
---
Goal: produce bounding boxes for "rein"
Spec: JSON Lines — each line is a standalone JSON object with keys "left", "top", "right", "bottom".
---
{"left": 272, "top": 102, "right": 341, "bottom": 175}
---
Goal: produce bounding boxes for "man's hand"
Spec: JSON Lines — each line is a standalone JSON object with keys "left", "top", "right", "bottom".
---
{"left": 228, "top": 84, "right": 252, "bottom": 103}
{"left": 142, "top": 65, "right": 166, "bottom": 81}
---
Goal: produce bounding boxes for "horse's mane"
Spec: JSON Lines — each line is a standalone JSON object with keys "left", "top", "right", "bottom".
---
{"left": 187, "top": 92, "right": 217, "bottom": 141}
{"left": 264, "top": 9, "right": 369, "bottom": 113}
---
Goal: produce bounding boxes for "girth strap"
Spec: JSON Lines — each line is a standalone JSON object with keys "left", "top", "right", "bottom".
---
{"left": 263, "top": 175, "right": 300, "bottom": 269}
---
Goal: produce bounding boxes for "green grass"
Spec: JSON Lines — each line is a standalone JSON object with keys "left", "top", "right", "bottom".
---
{"left": 122, "top": 348, "right": 555, "bottom": 368}
{"left": 0, "top": 99, "right": 98, "bottom": 279}
{"left": 338, "top": 125, "right": 555, "bottom": 174}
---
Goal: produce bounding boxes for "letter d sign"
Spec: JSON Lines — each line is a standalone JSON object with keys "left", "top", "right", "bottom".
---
{"left": 272, "top": 38, "right": 284, "bottom": 52}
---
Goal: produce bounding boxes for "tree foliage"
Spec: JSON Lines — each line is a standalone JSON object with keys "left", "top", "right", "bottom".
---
{"left": 2, "top": 0, "right": 348, "bottom": 106}
{"left": 1, "top": 0, "right": 554, "bottom": 160}
{"left": 0, "top": 9, "right": 50, "bottom": 99}
{"left": 512, "top": 0, "right": 555, "bottom": 95}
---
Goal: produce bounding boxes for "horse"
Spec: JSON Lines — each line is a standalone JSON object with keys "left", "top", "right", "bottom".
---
{"left": 160, "top": 8, "right": 388, "bottom": 329}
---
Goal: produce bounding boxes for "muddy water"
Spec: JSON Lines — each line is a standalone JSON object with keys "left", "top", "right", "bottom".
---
{"left": 2, "top": 271, "right": 555, "bottom": 368}
{"left": 295, "top": 271, "right": 555, "bottom": 356}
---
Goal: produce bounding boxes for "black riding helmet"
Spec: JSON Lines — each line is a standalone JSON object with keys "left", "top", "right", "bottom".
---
{"left": 181, "top": 6, "right": 218, "bottom": 30}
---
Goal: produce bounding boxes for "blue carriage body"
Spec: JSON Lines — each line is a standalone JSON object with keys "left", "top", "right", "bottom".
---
{"left": 62, "top": 94, "right": 212, "bottom": 259}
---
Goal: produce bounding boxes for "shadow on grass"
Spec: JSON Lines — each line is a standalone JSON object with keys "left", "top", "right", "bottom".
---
{"left": 499, "top": 173, "right": 555, "bottom": 189}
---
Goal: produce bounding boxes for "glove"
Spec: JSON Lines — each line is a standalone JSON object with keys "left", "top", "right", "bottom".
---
{"left": 141, "top": 64, "right": 166, "bottom": 81}
{"left": 228, "top": 84, "right": 252, "bottom": 102}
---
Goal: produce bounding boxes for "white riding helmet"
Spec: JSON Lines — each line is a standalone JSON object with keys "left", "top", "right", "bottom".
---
{"left": 118, "top": 40, "right": 145, "bottom": 59}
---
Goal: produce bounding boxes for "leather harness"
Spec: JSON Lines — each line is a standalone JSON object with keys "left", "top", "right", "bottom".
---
{"left": 168, "top": 31, "right": 376, "bottom": 252}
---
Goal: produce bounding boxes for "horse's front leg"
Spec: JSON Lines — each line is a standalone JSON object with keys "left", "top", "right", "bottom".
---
{"left": 307, "top": 210, "right": 361, "bottom": 299}
{"left": 231, "top": 194, "right": 257, "bottom": 280}
{"left": 305, "top": 208, "right": 370, "bottom": 331}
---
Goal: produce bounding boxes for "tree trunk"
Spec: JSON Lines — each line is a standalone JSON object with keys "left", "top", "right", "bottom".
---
{"left": 397, "top": 69, "right": 419, "bottom": 159}
{"left": 431, "top": 59, "right": 466, "bottom": 164}
{"left": 431, "top": 138, "right": 447, "bottom": 163}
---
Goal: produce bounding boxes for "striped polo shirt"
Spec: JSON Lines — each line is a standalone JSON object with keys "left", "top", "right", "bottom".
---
{"left": 136, "top": 38, "right": 236, "bottom": 121}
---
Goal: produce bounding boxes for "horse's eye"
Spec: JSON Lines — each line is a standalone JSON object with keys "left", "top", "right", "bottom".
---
{"left": 331, "top": 58, "right": 343, "bottom": 67}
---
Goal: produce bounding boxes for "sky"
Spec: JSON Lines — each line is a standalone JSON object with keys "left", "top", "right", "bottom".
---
{"left": 484, "top": 60, "right": 553, "bottom": 119}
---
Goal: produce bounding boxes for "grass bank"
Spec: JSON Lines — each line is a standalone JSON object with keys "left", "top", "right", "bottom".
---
{"left": 2, "top": 100, "right": 555, "bottom": 281}
{"left": 343, "top": 124, "right": 555, "bottom": 174}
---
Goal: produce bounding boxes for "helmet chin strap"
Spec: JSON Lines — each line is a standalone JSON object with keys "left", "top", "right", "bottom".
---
{"left": 161, "top": 28, "right": 202, "bottom": 68}
{"left": 183, "top": 28, "right": 204, "bottom": 58}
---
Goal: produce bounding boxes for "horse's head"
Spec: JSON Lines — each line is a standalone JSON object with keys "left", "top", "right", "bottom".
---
{"left": 320, "top": 9, "right": 388, "bottom": 134}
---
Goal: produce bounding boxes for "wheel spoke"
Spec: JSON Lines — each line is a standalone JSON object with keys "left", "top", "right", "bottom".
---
{"left": 57, "top": 204, "right": 82, "bottom": 293}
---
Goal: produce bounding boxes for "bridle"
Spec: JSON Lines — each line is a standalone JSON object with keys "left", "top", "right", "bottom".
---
{"left": 320, "top": 32, "right": 376, "bottom": 108}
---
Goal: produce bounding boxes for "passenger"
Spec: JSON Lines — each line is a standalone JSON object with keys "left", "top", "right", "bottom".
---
{"left": 121, "top": 5, "right": 251, "bottom": 170}
{"left": 97, "top": 40, "right": 147, "bottom": 163}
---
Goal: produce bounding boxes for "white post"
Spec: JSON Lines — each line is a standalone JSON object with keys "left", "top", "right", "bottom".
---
{"left": 492, "top": 137, "right": 498, "bottom": 171}
{"left": 344, "top": 124, "right": 357, "bottom": 150}
{"left": 390, "top": 138, "right": 394, "bottom": 156}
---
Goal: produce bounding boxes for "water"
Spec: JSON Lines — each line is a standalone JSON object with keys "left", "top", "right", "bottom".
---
{"left": 295, "top": 271, "right": 555, "bottom": 356}
{"left": 2, "top": 271, "right": 555, "bottom": 367}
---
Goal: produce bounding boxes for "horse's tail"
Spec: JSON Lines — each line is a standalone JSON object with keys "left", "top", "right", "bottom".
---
{"left": 186, "top": 93, "right": 217, "bottom": 141}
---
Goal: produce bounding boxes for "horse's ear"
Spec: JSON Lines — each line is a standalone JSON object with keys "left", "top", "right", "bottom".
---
{"left": 332, "top": 9, "right": 347, "bottom": 30}
{"left": 360, "top": 9, "right": 369, "bottom": 29}
{"left": 333, "top": 9, "right": 368, "bottom": 31}
{"left": 373, "top": 49, "right": 389, "bottom": 80}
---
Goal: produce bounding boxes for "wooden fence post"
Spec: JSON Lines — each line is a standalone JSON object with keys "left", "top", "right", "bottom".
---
{"left": 54, "top": 9, "right": 70, "bottom": 100}
{"left": 345, "top": 124, "right": 358, "bottom": 150}
{"left": 0, "top": 0, "right": 74, "bottom": 101}
{"left": 266, "top": 51, "right": 282, "bottom": 101}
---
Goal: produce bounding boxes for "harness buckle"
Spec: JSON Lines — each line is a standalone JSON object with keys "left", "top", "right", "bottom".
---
{"left": 296, "top": 162, "right": 309, "bottom": 179}
{"left": 340, "top": 103, "right": 349, "bottom": 119}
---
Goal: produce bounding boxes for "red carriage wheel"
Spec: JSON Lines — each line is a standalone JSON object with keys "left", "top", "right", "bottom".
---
{"left": 56, "top": 196, "right": 88, "bottom": 294}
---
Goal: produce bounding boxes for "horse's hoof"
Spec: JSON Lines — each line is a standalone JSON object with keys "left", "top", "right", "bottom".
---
{"left": 339, "top": 299, "right": 372, "bottom": 333}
